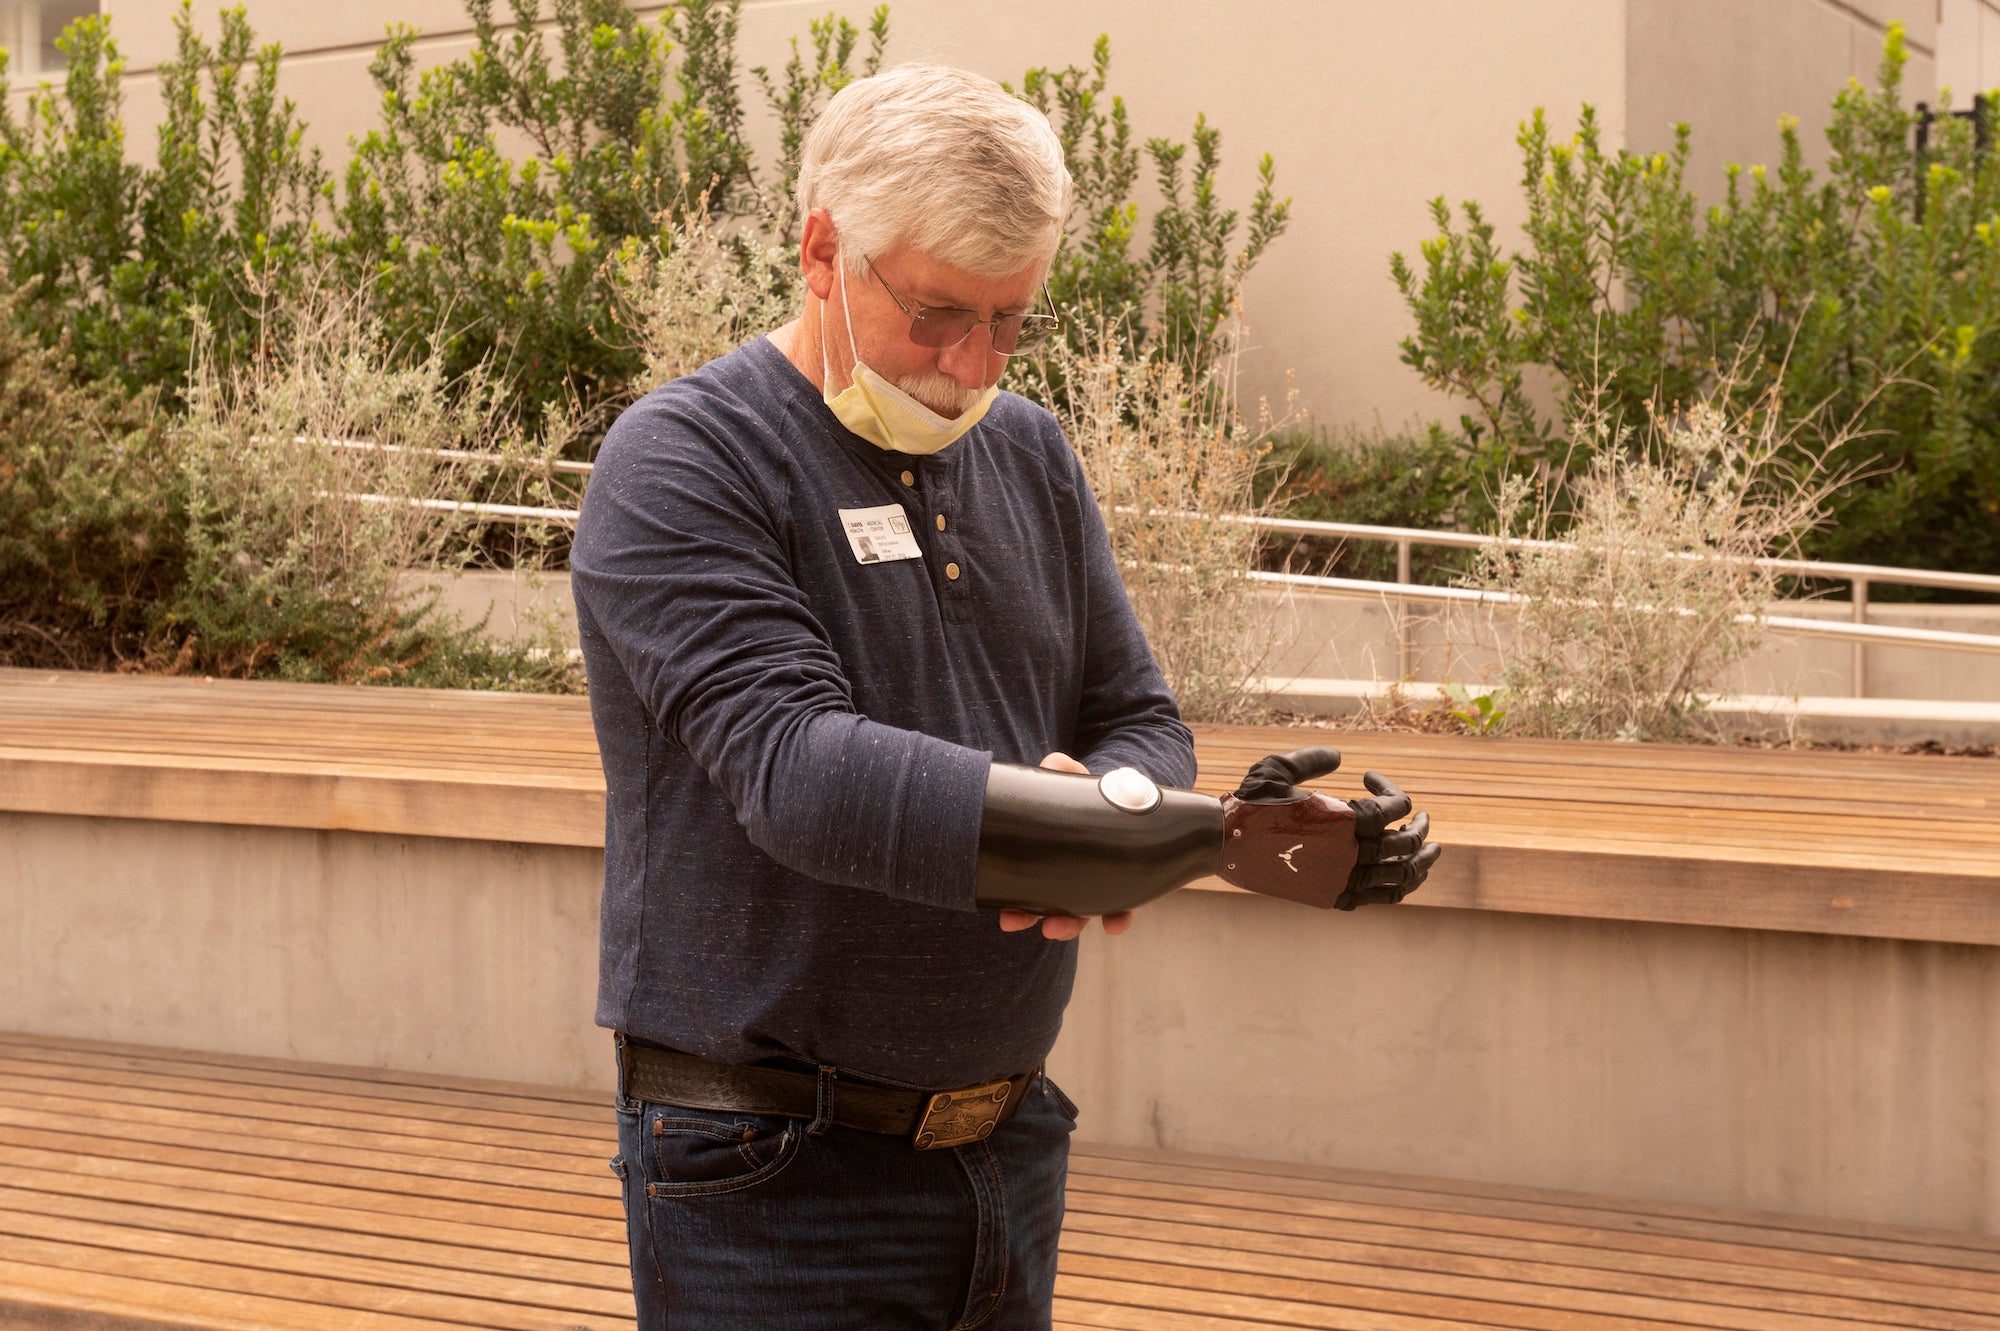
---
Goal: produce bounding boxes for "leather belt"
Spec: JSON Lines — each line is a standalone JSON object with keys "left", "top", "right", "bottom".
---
{"left": 617, "top": 1040, "right": 1038, "bottom": 1150}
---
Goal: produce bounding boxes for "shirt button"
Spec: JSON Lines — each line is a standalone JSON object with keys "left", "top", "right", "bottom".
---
{"left": 900, "top": 470, "right": 915, "bottom": 486}
{"left": 945, "top": 562, "right": 962, "bottom": 581}
{"left": 935, "top": 514, "right": 947, "bottom": 531}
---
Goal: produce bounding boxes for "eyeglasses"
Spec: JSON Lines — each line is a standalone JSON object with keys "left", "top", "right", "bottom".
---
{"left": 866, "top": 258, "right": 1061, "bottom": 357}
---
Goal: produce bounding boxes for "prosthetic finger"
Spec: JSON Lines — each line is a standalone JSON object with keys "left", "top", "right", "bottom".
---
{"left": 1348, "top": 771, "right": 1415, "bottom": 835}
{"left": 1232, "top": 746, "right": 1342, "bottom": 801}
{"left": 975, "top": 763, "right": 1225, "bottom": 918}
{"left": 1336, "top": 841, "right": 1444, "bottom": 910}
{"left": 1357, "top": 811, "right": 1430, "bottom": 865}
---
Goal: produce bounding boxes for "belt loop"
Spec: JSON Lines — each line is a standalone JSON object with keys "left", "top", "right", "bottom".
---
{"left": 809, "top": 1065, "right": 838, "bottom": 1137}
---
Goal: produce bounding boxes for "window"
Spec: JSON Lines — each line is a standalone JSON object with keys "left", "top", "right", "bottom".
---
{"left": 0, "top": 0, "right": 99, "bottom": 79}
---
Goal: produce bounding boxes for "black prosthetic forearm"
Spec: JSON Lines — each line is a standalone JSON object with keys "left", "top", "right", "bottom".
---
{"left": 973, "top": 763, "right": 1225, "bottom": 917}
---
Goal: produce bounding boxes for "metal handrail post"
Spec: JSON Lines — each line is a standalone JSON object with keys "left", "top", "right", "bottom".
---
{"left": 1852, "top": 577, "right": 1869, "bottom": 698}
{"left": 1396, "top": 537, "right": 1413, "bottom": 678}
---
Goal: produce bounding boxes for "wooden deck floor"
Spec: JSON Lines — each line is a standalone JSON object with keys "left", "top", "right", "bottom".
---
{"left": 6, "top": 1032, "right": 2000, "bottom": 1331}
{"left": 3, "top": 667, "right": 1998, "bottom": 945}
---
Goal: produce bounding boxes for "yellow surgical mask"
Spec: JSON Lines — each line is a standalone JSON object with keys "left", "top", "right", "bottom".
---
{"left": 821, "top": 258, "right": 997, "bottom": 456}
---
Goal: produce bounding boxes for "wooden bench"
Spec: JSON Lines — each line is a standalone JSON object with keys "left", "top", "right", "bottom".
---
{"left": 2, "top": 667, "right": 1997, "bottom": 945}
{"left": 6, "top": 1031, "right": 1999, "bottom": 1330}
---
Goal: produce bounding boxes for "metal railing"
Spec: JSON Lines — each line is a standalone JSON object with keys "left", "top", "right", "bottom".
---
{"left": 313, "top": 439, "right": 2000, "bottom": 694}
{"left": 1230, "top": 513, "right": 2000, "bottom": 693}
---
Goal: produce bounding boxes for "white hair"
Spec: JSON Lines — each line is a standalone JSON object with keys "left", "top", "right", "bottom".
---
{"left": 797, "top": 63, "right": 1075, "bottom": 279}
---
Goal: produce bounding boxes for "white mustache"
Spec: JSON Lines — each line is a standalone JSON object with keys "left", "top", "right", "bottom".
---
{"left": 895, "top": 370, "right": 984, "bottom": 418}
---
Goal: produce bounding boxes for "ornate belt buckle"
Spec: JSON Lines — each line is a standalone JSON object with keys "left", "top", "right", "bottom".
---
{"left": 911, "top": 1078, "right": 1014, "bottom": 1150}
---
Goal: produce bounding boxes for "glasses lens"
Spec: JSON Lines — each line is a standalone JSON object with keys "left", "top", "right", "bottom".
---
{"left": 907, "top": 307, "right": 980, "bottom": 349}
{"left": 1000, "top": 315, "right": 1061, "bottom": 356}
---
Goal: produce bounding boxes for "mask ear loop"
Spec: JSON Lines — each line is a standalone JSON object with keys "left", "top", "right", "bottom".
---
{"left": 819, "top": 249, "right": 863, "bottom": 394}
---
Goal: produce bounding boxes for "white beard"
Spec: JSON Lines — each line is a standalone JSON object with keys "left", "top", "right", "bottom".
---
{"left": 895, "top": 369, "right": 985, "bottom": 419}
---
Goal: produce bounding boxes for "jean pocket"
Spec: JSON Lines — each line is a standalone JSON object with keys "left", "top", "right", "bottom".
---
{"left": 640, "top": 1104, "right": 803, "bottom": 1199}
{"left": 1043, "top": 1075, "right": 1081, "bottom": 1124}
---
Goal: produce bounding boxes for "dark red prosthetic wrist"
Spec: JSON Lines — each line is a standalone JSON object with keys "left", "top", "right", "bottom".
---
{"left": 1218, "top": 791, "right": 1360, "bottom": 908}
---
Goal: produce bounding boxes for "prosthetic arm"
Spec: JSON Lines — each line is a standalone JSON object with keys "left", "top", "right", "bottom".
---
{"left": 975, "top": 747, "right": 1441, "bottom": 917}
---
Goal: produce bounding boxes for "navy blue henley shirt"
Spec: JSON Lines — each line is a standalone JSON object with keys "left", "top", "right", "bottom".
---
{"left": 571, "top": 334, "right": 1196, "bottom": 1087}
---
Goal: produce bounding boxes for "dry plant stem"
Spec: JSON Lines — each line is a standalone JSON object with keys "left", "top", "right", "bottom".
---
{"left": 1027, "top": 317, "right": 1296, "bottom": 724}
{"left": 174, "top": 272, "right": 582, "bottom": 684}
{"left": 612, "top": 209, "right": 801, "bottom": 392}
{"left": 1463, "top": 384, "right": 1847, "bottom": 741}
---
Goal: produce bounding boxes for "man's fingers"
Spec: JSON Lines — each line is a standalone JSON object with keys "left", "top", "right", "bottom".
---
{"left": 1348, "top": 770, "right": 1414, "bottom": 834}
{"left": 999, "top": 908, "right": 1127, "bottom": 940}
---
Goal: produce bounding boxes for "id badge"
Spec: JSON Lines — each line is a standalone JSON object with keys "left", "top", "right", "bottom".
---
{"left": 838, "top": 504, "right": 924, "bottom": 564}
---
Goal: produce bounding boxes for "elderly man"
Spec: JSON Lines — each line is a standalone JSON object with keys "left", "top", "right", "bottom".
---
{"left": 572, "top": 62, "right": 1436, "bottom": 1330}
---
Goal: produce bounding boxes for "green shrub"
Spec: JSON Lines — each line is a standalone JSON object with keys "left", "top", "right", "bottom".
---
{"left": 0, "top": 282, "right": 579, "bottom": 688}
{"left": 1, "top": 2, "right": 1299, "bottom": 696}
{"left": 0, "top": 3, "right": 325, "bottom": 402}
{"left": 1012, "top": 38, "right": 1291, "bottom": 395}
{"left": 1392, "top": 22, "right": 2000, "bottom": 583}
{"left": 325, "top": 0, "right": 870, "bottom": 430}
{"left": 0, "top": 295, "right": 184, "bottom": 668}
{"left": 1256, "top": 425, "right": 1469, "bottom": 581}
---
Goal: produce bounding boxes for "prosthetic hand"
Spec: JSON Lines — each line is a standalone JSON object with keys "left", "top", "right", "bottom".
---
{"left": 974, "top": 747, "right": 1440, "bottom": 918}
{"left": 1218, "top": 747, "right": 1440, "bottom": 909}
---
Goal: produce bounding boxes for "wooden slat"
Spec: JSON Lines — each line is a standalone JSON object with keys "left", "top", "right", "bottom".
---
{"left": 1072, "top": 1143, "right": 2000, "bottom": 1261}
{"left": 1057, "top": 1215, "right": 2000, "bottom": 1330}
{"left": 4, "top": 1034, "right": 1998, "bottom": 1331}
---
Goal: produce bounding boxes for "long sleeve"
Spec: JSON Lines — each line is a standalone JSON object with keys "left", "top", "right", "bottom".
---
{"left": 572, "top": 401, "right": 991, "bottom": 912}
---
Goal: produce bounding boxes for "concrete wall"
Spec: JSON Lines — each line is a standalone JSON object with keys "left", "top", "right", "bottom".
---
{"left": 1061, "top": 887, "right": 2000, "bottom": 1236}
{"left": 422, "top": 567, "right": 2000, "bottom": 710}
{"left": 1939, "top": 0, "right": 2000, "bottom": 100}
{"left": 1257, "top": 587, "right": 2000, "bottom": 705}
{"left": 1627, "top": 0, "right": 1939, "bottom": 190}
{"left": 7, "top": 806, "right": 1999, "bottom": 1234}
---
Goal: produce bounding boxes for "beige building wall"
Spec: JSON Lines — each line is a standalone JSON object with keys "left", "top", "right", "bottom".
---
{"left": 2, "top": 1, "right": 1974, "bottom": 426}
{"left": 1939, "top": 0, "right": 2000, "bottom": 97}
{"left": 1627, "top": 0, "right": 1940, "bottom": 190}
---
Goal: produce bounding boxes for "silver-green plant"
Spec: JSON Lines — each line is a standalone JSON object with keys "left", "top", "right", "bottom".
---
{"left": 1023, "top": 317, "right": 1294, "bottom": 724}
{"left": 1462, "top": 387, "right": 1843, "bottom": 741}
{"left": 169, "top": 274, "right": 582, "bottom": 687}
{"left": 611, "top": 210, "right": 801, "bottom": 391}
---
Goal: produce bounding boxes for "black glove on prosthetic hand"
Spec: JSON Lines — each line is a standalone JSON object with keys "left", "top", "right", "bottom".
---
{"left": 1218, "top": 747, "right": 1441, "bottom": 910}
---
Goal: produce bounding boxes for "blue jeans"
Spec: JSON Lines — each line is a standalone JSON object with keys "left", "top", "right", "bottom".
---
{"left": 611, "top": 1061, "right": 1078, "bottom": 1329}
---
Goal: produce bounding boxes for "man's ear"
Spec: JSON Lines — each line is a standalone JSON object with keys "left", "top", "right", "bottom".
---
{"left": 800, "top": 208, "right": 839, "bottom": 301}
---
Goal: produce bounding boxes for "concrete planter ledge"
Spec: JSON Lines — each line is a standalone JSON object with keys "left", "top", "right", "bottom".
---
{"left": 7, "top": 667, "right": 2000, "bottom": 1235}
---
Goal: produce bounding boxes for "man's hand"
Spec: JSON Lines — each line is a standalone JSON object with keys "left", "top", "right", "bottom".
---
{"left": 1219, "top": 747, "right": 1441, "bottom": 909}
{"left": 996, "top": 752, "right": 1137, "bottom": 940}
